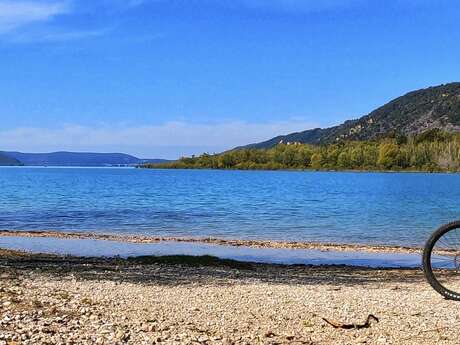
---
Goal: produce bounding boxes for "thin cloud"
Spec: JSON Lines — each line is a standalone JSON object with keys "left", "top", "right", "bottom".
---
{"left": 0, "top": 120, "right": 318, "bottom": 158}
{"left": 8, "top": 27, "right": 111, "bottom": 43}
{"left": 0, "top": 0, "right": 70, "bottom": 34}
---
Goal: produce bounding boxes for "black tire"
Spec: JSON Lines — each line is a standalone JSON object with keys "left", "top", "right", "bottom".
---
{"left": 423, "top": 220, "right": 460, "bottom": 300}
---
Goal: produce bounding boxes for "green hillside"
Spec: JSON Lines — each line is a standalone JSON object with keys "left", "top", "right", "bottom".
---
{"left": 143, "top": 129, "right": 460, "bottom": 172}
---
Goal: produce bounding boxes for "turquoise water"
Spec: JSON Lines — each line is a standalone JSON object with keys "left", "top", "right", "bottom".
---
{"left": 0, "top": 167, "right": 459, "bottom": 247}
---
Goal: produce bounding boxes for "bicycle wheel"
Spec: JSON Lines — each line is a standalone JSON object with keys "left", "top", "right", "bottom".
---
{"left": 423, "top": 221, "right": 460, "bottom": 300}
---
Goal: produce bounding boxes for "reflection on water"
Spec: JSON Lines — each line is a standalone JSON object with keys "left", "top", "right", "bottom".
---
{"left": 0, "top": 236, "right": 423, "bottom": 268}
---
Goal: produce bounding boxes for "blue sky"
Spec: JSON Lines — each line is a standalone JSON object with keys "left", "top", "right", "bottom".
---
{"left": 0, "top": 0, "right": 459, "bottom": 158}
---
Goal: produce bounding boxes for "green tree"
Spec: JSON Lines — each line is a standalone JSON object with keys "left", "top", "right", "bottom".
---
{"left": 310, "top": 153, "right": 324, "bottom": 169}
{"left": 377, "top": 143, "right": 400, "bottom": 169}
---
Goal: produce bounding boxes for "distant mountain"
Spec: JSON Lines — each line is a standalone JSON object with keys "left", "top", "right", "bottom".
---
{"left": 0, "top": 151, "right": 171, "bottom": 167}
{"left": 239, "top": 82, "right": 460, "bottom": 149}
{"left": 0, "top": 153, "right": 21, "bottom": 166}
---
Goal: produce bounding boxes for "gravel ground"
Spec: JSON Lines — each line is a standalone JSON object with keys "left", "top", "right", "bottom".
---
{"left": 1, "top": 248, "right": 459, "bottom": 345}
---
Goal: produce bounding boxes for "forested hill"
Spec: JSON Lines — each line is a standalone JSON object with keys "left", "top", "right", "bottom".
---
{"left": 0, "top": 153, "right": 21, "bottom": 166}
{"left": 144, "top": 130, "right": 460, "bottom": 172}
{"left": 239, "top": 82, "right": 460, "bottom": 149}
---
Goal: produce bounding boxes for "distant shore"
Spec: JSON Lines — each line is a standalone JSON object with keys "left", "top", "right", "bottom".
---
{"left": 0, "top": 229, "right": 422, "bottom": 254}
{"left": 139, "top": 164, "right": 459, "bottom": 174}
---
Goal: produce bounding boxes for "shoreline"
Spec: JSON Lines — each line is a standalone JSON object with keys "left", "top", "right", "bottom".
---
{"left": 0, "top": 229, "right": 422, "bottom": 254}
{"left": 140, "top": 165, "right": 460, "bottom": 174}
{"left": 2, "top": 164, "right": 460, "bottom": 174}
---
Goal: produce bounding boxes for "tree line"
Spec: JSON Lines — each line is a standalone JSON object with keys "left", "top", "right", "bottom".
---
{"left": 143, "top": 130, "right": 460, "bottom": 172}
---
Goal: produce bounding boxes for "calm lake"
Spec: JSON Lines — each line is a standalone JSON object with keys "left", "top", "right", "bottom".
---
{"left": 0, "top": 167, "right": 459, "bottom": 247}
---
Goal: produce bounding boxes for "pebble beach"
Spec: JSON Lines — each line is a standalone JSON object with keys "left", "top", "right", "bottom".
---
{"left": 1, "top": 248, "right": 460, "bottom": 344}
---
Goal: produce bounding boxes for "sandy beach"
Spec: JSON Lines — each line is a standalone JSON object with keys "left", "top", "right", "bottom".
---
{"left": 1, "top": 247, "right": 459, "bottom": 345}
